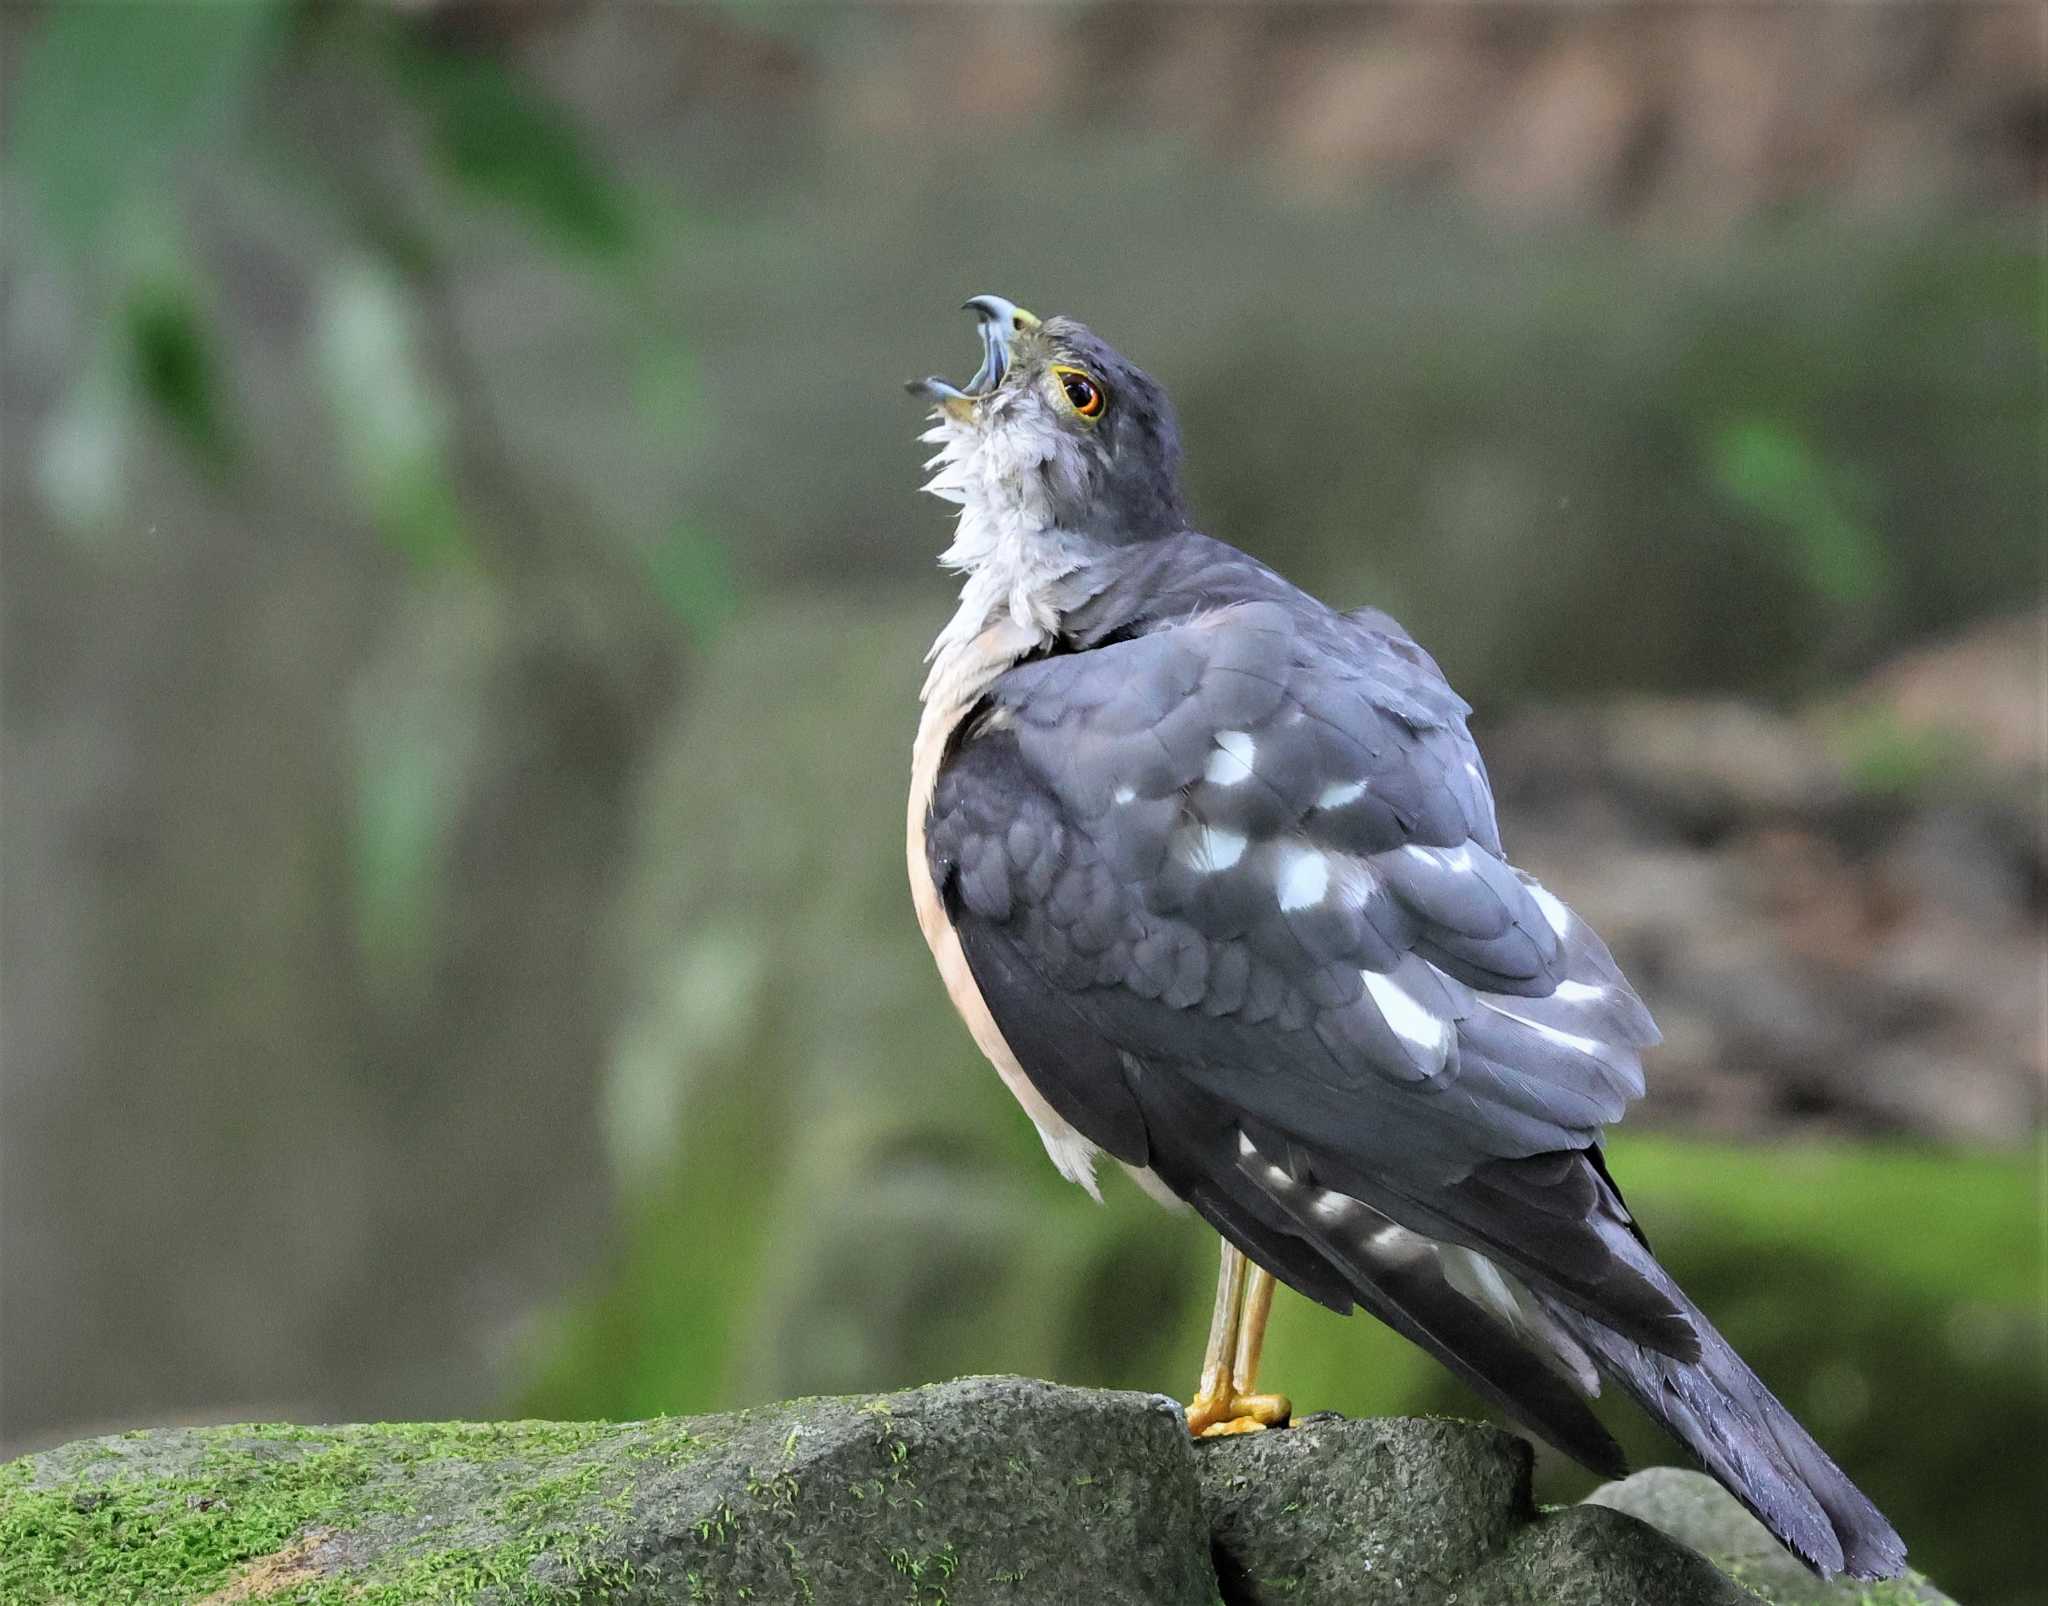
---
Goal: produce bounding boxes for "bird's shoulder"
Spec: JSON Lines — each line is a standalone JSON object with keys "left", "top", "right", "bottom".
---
{"left": 967, "top": 530, "right": 1492, "bottom": 853}
{"left": 925, "top": 523, "right": 1655, "bottom": 1097}
{"left": 1062, "top": 531, "right": 1451, "bottom": 673}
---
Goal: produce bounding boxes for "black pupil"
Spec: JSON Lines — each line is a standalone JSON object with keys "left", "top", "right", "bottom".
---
{"left": 1065, "top": 375, "right": 1096, "bottom": 409}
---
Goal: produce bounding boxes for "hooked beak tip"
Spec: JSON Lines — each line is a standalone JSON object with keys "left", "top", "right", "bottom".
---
{"left": 963, "top": 294, "right": 1041, "bottom": 333}
{"left": 909, "top": 296, "right": 1041, "bottom": 410}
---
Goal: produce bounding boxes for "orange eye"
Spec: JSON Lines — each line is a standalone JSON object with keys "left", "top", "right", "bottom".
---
{"left": 1053, "top": 365, "right": 1106, "bottom": 418}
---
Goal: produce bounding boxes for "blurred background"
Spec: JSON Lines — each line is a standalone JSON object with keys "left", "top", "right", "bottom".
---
{"left": 1, "top": 3, "right": 2041, "bottom": 1599}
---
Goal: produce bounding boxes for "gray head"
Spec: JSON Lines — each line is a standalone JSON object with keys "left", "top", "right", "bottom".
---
{"left": 911, "top": 296, "right": 1187, "bottom": 545}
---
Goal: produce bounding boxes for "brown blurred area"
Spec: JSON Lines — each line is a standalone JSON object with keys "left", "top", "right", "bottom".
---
{"left": 2, "top": 4, "right": 2041, "bottom": 1597}
{"left": 782, "top": 3, "right": 2042, "bottom": 219}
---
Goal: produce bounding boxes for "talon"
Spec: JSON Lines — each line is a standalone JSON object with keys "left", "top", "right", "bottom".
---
{"left": 1196, "top": 1376, "right": 1286, "bottom": 1433}
{"left": 1187, "top": 1385, "right": 1292, "bottom": 1438}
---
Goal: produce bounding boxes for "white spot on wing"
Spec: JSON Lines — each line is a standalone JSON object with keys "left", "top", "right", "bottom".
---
{"left": 1113, "top": 785, "right": 1136, "bottom": 805}
{"left": 1205, "top": 730, "right": 1257, "bottom": 786}
{"left": 1362, "top": 969, "right": 1450, "bottom": 1052}
{"left": 1275, "top": 843, "right": 1331, "bottom": 911}
{"left": 1234, "top": 1129, "right": 1291, "bottom": 1191}
{"left": 1528, "top": 884, "right": 1573, "bottom": 936}
{"left": 1365, "top": 1222, "right": 1412, "bottom": 1254}
{"left": 1553, "top": 979, "right": 1605, "bottom": 1003}
{"left": 1178, "top": 825, "right": 1247, "bottom": 873}
{"left": 1331, "top": 856, "right": 1381, "bottom": 907}
{"left": 1310, "top": 1189, "right": 1360, "bottom": 1226}
{"left": 1317, "top": 779, "right": 1368, "bottom": 810}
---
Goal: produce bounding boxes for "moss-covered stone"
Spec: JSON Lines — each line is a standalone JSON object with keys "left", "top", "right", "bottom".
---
{"left": 1587, "top": 1468, "right": 1957, "bottom": 1606}
{"left": 0, "top": 1378, "right": 1213, "bottom": 1605}
{"left": 0, "top": 1417, "right": 702, "bottom": 1605}
{"left": 2, "top": 1382, "right": 1957, "bottom": 1605}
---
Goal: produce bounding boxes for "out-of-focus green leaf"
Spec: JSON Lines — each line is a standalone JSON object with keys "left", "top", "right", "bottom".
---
{"left": 602, "top": 928, "right": 769, "bottom": 1191}
{"left": 124, "top": 275, "right": 234, "bottom": 470}
{"left": 351, "top": 732, "right": 443, "bottom": 999}
{"left": 387, "top": 36, "right": 632, "bottom": 260}
{"left": 315, "top": 260, "right": 473, "bottom": 569}
{"left": 7, "top": 1, "right": 279, "bottom": 260}
{"left": 643, "top": 523, "right": 738, "bottom": 643}
{"left": 631, "top": 344, "right": 699, "bottom": 439}
{"left": 1707, "top": 416, "right": 1892, "bottom": 608}
{"left": 345, "top": 587, "right": 501, "bottom": 1009}
{"left": 37, "top": 365, "right": 133, "bottom": 538}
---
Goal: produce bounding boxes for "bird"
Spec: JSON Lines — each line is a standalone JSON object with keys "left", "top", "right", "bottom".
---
{"left": 903, "top": 296, "right": 1905, "bottom": 1580}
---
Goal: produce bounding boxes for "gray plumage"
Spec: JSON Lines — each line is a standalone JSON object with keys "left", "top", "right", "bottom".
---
{"left": 908, "top": 303, "right": 1904, "bottom": 1581}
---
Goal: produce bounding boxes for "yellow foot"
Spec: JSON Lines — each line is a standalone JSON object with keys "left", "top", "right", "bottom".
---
{"left": 1185, "top": 1371, "right": 1292, "bottom": 1439}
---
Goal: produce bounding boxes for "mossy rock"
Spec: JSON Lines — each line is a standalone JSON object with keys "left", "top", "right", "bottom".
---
{"left": 4, "top": 1380, "right": 1954, "bottom": 1604}
{"left": 0, "top": 1378, "right": 1212, "bottom": 1605}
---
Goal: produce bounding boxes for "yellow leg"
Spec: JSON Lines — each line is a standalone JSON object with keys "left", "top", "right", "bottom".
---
{"left": 1186, "top": 1240, "right": 1248, "bottom": 1431}
{"left": 1184, "top": 1242, "right": 1292, "bottom": 1437}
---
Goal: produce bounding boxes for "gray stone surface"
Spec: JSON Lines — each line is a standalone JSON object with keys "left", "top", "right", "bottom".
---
{"left": 1588, "top": 1466, "right": 1956, "bottom": 1605}
{"left": 1194, "top": 1412, "right": 1534, "bottom": 1603}
{"left": 1461, "top": 1504, "right": 1755, "bottom": 1606}
{"left": 592, "top": 1374, "right": 1219, "bottom": 1604}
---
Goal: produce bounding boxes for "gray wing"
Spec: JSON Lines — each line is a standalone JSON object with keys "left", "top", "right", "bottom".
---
{"left": 928, "top": 571, "right": 1912, "bottom": 1575}
{"left": 925, "top": 591, "right": 1688, "bottom": 1376}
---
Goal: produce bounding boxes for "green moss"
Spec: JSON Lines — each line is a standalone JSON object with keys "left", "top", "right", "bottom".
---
{"left": 886, "top": 1539, "right": 959, "bottom": 1603}
{"left": 0, "top": 1417, "right": 705, "bottom": 1604}
{"left": 1716, "top": 1565, "right": 1954, "bottom": 1606}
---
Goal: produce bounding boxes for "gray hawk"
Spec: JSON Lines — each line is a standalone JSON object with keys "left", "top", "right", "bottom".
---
{"left": 904, "top": 296, "right": 1904, "bottom": 1581}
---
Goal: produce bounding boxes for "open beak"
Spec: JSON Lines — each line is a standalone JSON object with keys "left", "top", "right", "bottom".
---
{"left": 908, "top": 295, "right": 1041, "bottom": 411}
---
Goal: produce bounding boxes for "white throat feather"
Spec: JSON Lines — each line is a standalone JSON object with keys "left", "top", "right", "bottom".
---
{"left": 917, "top": 401, "right": 1095, "bottom": 700}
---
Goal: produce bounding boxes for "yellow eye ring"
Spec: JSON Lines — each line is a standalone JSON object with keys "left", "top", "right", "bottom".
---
{"left": 1052, "top": 365, "right": 1106, "bottom": 419}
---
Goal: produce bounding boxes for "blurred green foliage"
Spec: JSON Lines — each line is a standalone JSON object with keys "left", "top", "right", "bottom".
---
{"left": 316, "top": 259, "right": 475, "bottom": 570}
{"left": 387, "top": 35, "right": 635, "bottom": 262}
{"left": 1709, "top": 418, "right": 1889, "bottom": 610}
{"left": 122, "top": 268, "right": 235, "bottom": 472}
{"left": 7, "top": 0, "right": 715, "bottom": 588}
{"left": 9, "top": 1, "right": 277, "bottom": 260}
{"left": 7, "top": 2, "right": 728, "bottom": 990}
{"left": 11, "top": 1, "right": 276, "bottom": 519}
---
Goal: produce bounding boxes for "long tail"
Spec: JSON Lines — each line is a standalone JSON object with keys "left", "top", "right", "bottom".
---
{"left": 1131, "top": 1068, "right": 1905, "bottom": 1578}
{"left": 1540, "top": 1266, "right": 1905, "bottom": 1580}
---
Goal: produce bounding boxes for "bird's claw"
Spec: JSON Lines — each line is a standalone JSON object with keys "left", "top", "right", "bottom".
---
{"left": 1186, "top": 1368, "right": 1292, "bottom": 1438}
